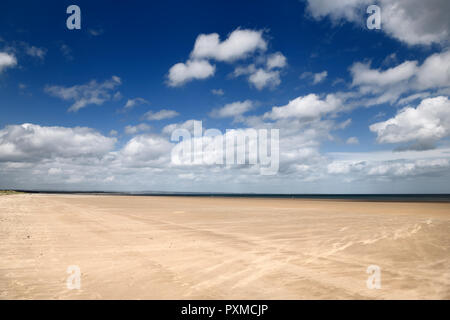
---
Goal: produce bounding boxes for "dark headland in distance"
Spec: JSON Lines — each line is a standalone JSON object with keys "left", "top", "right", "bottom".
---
{"left": 7, "top": 189, "right": 450, "bottom": 202}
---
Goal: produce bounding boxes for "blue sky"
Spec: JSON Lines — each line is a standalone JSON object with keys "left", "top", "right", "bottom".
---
{"left": 1, "top": 0, "right": 450, "bottom": 193}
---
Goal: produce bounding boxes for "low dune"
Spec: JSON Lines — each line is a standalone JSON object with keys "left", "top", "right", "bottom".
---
{"left": 0, "top": 194, "right": 449, "bottom": 299}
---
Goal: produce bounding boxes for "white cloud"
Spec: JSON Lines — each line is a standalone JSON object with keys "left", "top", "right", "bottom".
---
{"left": 124, "top": 123, "right": 151, "bottom": 135}
{"left": 347, "top": 50, "right": 450, "bottom": 106}
{"left": 305, "top": 0, "right": 450, "bottom": 46}
{"left": 266, "top": 52, "right": 287, "bottom": 69}
{"left": 143, "top": 109, "right": 179, "bottom": 121}
{"left": 45, "top": 76, "right": 122, "bottom": 112}
{"left": 306, "top": 0, "right": 370, "bottom": 22}
{"left": 367, "top": 159, "right": 450, "bottom": 177}
{"left": 0, "top": 123, "right": 116, "bottom": 162}
{"left": 233, "top": 53, "right": 287, "bottom": 90}
{"left": 380, "top": 0, "right": 450, "bottom": 46}
{"left": 48, "top": 167, "right": 62, "bottom": 175}
{"left": 1, "top": 118, "right": 450, "bottom": 192}
{"left": 313, "top": 71, "right": 327, "bottom": 84}
{"left": 162, "top": 119, "right": 200, "bottom": 135}
{"left": 211, "top": 88, "right": 224, "bottom": 96}
{"left": 328, "top": 157, "right": 450, "bottom": 179}
{"left": 25, "top": 45, "right": 46, "bottom": 60}
{"left": 327, "top": 160, "right": 364, "bottom": 174}
{"left": 120, "top": 134, "right": 172, "bottom": 163}
{"left": 346, "top": 137, "right": 359, "bottom": 145}
{"left": 370, "top": 96, "right": 450, "bottom": 150}
{"left": 60, "top": 44, "right": 73, "bottom": 61}
{"left": 123, "top": 97, "right": 149, "bottom": 110}
{"left": 168, "top": 29, "right": 285, "bottom": 88}
{"left": 338, "top": 118, "right": 352, "bottom": 129}
{"left": 397, "top": 92, "right": 431, "bottom": 106}
{"left": 0, "top": 52, "right": 17, "bottom": 72}
{"left": 178, "top": 173, "right": 196, "bottom": 180}
{"left": 415, "top": 50, "right": 450, "bottom": 89}
{"left": 351, "top": 61, "right": 418, "bottom": 87}
{"left": 88, "top": 28, "right": 104, "bottom": 36}
{"left": 264, "top": 94, "right": 342, "bottom": 120}
{"left": 167, "top": 59, "right": 215, "bottom": 87}
{"left": 248, "top": 69, "right": 281, "bottom": 90}
{"left": 326, "top": 147, "right": 450, "bottom": 185}
{"left": 209, "top": 100, "right": 253, "bottom": 118}
{"left": 233, "top": 64, "right": 257, "bottom": 77}
{"left": 299, "top": 72, "right": 312, "bottom": 79}
{"left": 191, "top": 29, "right": 267, "bottom": 62}
{"left": 300, "top": 71, "right": 328, "bottom": 84}
{"left": 113, "top": 91, "right": 123, "bottom": 101}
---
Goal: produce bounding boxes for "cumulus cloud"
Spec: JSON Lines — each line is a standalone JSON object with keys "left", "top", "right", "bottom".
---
{"left": 313, "top": 71, "right": 328, "bottom": 84}
{"left": 0, "top": 52, "right": 17, "bottom": 72}
{"left": 415, "top": 50, "right": 450, "bottom": 89}
{"left": 367, "top": 159, "right": 450, "bottom": 177}
{"left": 167, "top": 28, "right": 266, "bottom": 87}
{"left": 191, "top": 29, "right": 267, "bottom": 62}
{"left": 325, "top": 147, "right": 450, "bottom": 188}
{"left": 1, "top": 114, "right": 449, "bottom": 192}
{"left": 370, "top": 96, "right": 450, "bottom": 150}
{"left": 300, "top": 71, "right": 328, "bottom": 84}
{"left": 397, "top": 92, "right": 431, "bottom": 106}
{"left": 209, "top": 100, "right": 253, "bottom": 118}
{"left": 0, "top": 123, "right": 116, "bottom": 162}
{"left": 264, "top": 94, "right": 342, "bottom": 120}
{"left": 3, "top": 41, "right": 47, "bottom": 63}
{"left": 233, "top": 64, "right": 257, "bottom": 77}
{"left": 346, "top": 137, "right": 359, "bottom": 145}
{"left": 122, "top": 97, "right": 149, "bottom": 111}
{"left": 45, "top": 76, "right": 122, "bottom": 112}
{"left": 120, "top": 134, "right": 172, "bottom": 164}
{"left": 124, "top": 123, "right": 151, "bottom": 135}
{"left": 350, "top": 61, "right": 418, "bottom": 87}
{"left": 0, "top": 122, "right": 176, "bottom": 189}
{"left": 143, "top": 109, "right": 179, "bottom": 121}
{"left": 167, "top": 28, "right": 285, "bottom": 88}
{"left": 266, "top": 52, "right": 287, "bottom": 70}
{"left": 328, "top": 157, "right": 450, "bottom": 179}
{"left": 162, "top": 119, "right": 200, "bottom": 135}
{"left": 305, "top": 0, "right": 450, "bottom": 46}
{"left": 167, "top": 59, "right": 215, "bottom": 87}
{"left": 348, "top": 49, "right": 450, "bottom": 106}
{"left": 25, "top": 45, "right": 46, "bottom": 60}
{"left": 234, "top": 58, "right": 285, "bottom": 90}
{"left": 249, "top": 69, "right": 281, "bottom": 90}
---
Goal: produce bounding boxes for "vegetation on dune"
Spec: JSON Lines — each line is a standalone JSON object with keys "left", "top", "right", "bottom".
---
{"left": 0, "top": 190, "right": 22, "bottom": 195}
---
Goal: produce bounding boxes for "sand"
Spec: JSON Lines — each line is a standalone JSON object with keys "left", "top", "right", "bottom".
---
{"left": 0, "top": 193, "right": 449, "bottom": 299}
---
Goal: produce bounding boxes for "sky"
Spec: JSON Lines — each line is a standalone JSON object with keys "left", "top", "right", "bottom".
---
{"left": 0, "top": 0, "right": 450, "bottom": 193}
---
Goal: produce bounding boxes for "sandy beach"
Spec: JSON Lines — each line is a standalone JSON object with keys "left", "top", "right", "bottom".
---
{"left": 0, "top": 193, "right": 449, "bottom": 299}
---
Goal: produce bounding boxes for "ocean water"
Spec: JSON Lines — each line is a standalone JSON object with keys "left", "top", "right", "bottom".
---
{"left": 18, "top": 190, "right": 450, "bottom": 202}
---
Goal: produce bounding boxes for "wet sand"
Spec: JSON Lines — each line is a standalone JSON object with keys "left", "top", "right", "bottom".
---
{"left": 0, "top": 193, "right": 449, "bottom": 299}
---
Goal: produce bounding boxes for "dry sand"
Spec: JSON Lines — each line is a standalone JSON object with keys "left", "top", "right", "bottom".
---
{"left": 0, "top": 193, "right": 449, "bottom": 299}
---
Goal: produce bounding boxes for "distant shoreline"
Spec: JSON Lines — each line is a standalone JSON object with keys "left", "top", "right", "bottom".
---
{"left": 8, "top": 190, "right": 450, "bottom": 202}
